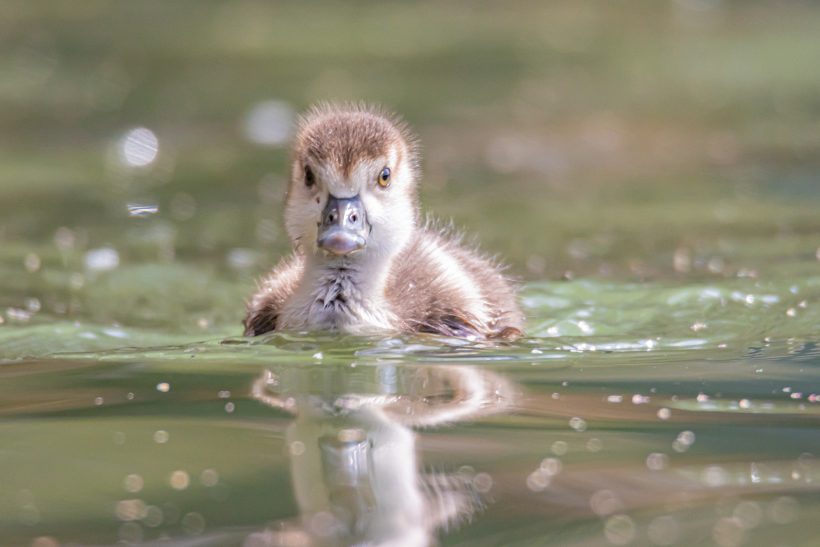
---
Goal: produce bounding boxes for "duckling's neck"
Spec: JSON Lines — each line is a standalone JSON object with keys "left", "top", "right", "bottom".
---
{"left": 283, "top": 252, "right": 400, "bottom": 333}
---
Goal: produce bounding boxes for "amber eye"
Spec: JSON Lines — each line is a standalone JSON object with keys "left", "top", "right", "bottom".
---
{"left": 378, "top": 167, "right": 391, "bottom": 188}
{"left": 304, "top": 165, "right": 315, "bottom": 188}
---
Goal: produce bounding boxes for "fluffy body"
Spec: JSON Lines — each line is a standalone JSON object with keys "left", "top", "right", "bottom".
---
{"left": 244, "top": 104, "right": 524, "bottom": 339}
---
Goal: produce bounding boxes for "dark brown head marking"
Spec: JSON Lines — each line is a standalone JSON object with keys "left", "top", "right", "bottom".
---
{"left": 293, "top": 103, "right": 418, "bottom": 179}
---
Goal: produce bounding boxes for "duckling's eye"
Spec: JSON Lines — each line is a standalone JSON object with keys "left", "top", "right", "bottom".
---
{"left": 378, "top": 167, "right": 391, "bottom": 188}
{"left": 304, "top": 165, "right": 315, "bottom": 188}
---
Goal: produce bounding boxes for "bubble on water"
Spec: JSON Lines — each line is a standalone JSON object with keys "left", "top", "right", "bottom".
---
{"left": 712, "top": 517, "right": 744, "bottom": 547}
{"left": 540, "top": 458, "right": 562, "bottom": 476}
{"left": 123, "top": 474, "right": 143, "bottom": 493}
{"left": 143, "top": 505, "right": 163, "bottom": 527}
{"left": 690, "top": 321, "right": 707, "bottom": 332}
{"left": 551, "top": 441, "right": 568, "bottom": 455}
{"left": 703, "top": 465, "right": 728, "bottom": 487}
{"left": 590, "top": 490, "right": 624, "bottom": 516}
{"left": 607, "top": 395, "right": 624, "bottom": 403}
{"left": 569, "top": 417, "right": 587, "bottom": 432}
{"left": 604, "top": 514, "right": 636, "bottom": 545}
{"left": 153, "top": 430, "right": 169, "bottom": 444}
{"left": 646, "top": 452, "right": 669, "bottom": 471}
{"left": 673, "top": 430, "right": 695, "bottom": 452}
{"left": 118, "top": 522, "right": 143, "bottom": 543}
{"left": 786, "top": 307, "right": 797, "bottom": 317}
{"left": 200, "top": 468, "right": 219, "bottom": 487}
{"left": 289, "top": 441, "right": 306, "bottom": 456}
{"left": 242, "top": 100, "right": 294, "bottom": 147}
{"left": 733, "top": 501, "right": 762, "bottom": 529}
{"left": 526, "top": 470, "right": 550, "bottom": 492}
{"left": 647, "top": 515, "right": 679, "bottom": 545}
{"left": 156, "top": 382, "right": 170, "bottom": 393}
{"left": 790, "top": 392, "right": 803, "bottom": 400}
{"left": 119, "top": 127, "right": 159, "bottom": 167}
{"left": 768, "top": 496, "right": 799, "bottom": 524}
{"left": 313, "top": 352, "right": 324, "bottom": 360}
{"left": 170, "top": 470, "right": 190, "bottom": 490}
{"left": 94, "top": 396, "right": 104, "bottom": 406}
{"left": 181, "top": 512, "right": 206, "bottom": 535}
{"left": 657, "top": 408, "right": 671, "bottom": 420}
{"left": 739, "top": 399, "right": 751, "bottom": 409}
{"left": 697, "top": 393, "right": 710, "bottom": 403}
{"left": 225, "top": 402, "right": 236, "bottom": 413}
{"left": 587, "top": 438, "right": 603, "bottom": 452}
{"left": 115, "top": 499, "right": 146, "bottom": 521}
{"left": 632, "top": 394, "right": 650, "bottom": 405}
{"left": 84, "top": 247, "right": 119, "bottom": 272}
{"left": 474, "top": 472, "right": 493, "bottom": 493}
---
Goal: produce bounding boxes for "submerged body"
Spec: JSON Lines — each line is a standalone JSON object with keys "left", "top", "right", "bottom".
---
{"left": 244, "top": 104, "right": 523, "bottom": 338}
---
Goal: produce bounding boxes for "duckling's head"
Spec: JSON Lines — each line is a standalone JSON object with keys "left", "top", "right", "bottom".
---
{"left": 284, "top": 104, "right": 419, "bottom": 264}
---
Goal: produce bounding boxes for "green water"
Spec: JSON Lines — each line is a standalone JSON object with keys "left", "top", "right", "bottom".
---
{"left": 2, "top": 2, "right": 820, "bottom": 546}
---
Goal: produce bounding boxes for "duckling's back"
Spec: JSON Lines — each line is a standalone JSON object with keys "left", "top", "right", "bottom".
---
{"left": 386, "top": 225, "right": 524, "bottom": 338}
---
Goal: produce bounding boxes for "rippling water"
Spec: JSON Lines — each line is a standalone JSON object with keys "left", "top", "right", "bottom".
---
{"left": 1, "top": 277, "right": 818, "bottom": 546}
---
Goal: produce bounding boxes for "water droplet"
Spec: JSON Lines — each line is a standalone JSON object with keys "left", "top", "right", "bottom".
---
{"left": 569, "top": 417, "right": 587, "bottom": 432}
{"left": 200, "top": 469, "right": 219, "bottom": 487}
{"left": 181, "top": 512, "right": 206, "bottom": 535}
{"left": 123, "top": 474, "right": 143, "bottom": 493}
{"left": 604, "top": 514, "right": 636, "bottom": 545}
{"left": 169, "top": 470, "right": 190, "bottom": 490}
{"left": 591, "top": 490, "right": 624, "bottom": 517}
{"left": 473, "top": 472, "right": 493, "bottom": 493}
{"left": 84, "top": 247, "right": 119, "bottom": 272}
{"left": 119, "top": 127, "right": 159, "bottom": 167}
{"left": 143, "top": 505, "right": 163, "bottom": 528}
{"left": 118, "top": 522, "right": 143, "bottom": 543}
{"left": 551, "top": 441, "right": 568, "bottom": 455}
{"left": 646, "top": 452, "right": 668, "bottom": 471}
{"left": 289, "top": 441, "right": 306, "bottom": 456}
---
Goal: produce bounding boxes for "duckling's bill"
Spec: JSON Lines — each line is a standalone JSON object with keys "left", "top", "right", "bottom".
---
{"left": 317, "top": 194, "right": 370, "bottom": 256}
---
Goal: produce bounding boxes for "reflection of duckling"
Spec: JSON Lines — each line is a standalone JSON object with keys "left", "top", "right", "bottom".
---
{"left": 248, "top": 364, "right": 515, "bottom": 547}
{"left": 244, "top": 104, "right": 524, "bottom": 339}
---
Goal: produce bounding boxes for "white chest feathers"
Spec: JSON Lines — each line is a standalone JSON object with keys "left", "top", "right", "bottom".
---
{"left": 280, "top": 266, "right": 396, "bottom": 334}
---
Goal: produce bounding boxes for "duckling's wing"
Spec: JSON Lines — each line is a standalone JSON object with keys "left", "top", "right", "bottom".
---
{"left": 387, "top": 225, "right": 524, "bottom": 338}
{"left": 244, "top": 254, "right": 304, "bottom": 336}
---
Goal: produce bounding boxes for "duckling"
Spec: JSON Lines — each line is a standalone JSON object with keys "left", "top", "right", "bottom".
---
{"left": 244, "top": 103, "right": 524, "bottom": 339}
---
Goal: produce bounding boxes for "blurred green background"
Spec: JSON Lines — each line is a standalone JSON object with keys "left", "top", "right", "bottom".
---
{"left": 1, "top": 0, "right": 818, "bottom": 332}
{"left": 2, "top": 4, "right": 820, "bottom": 546}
